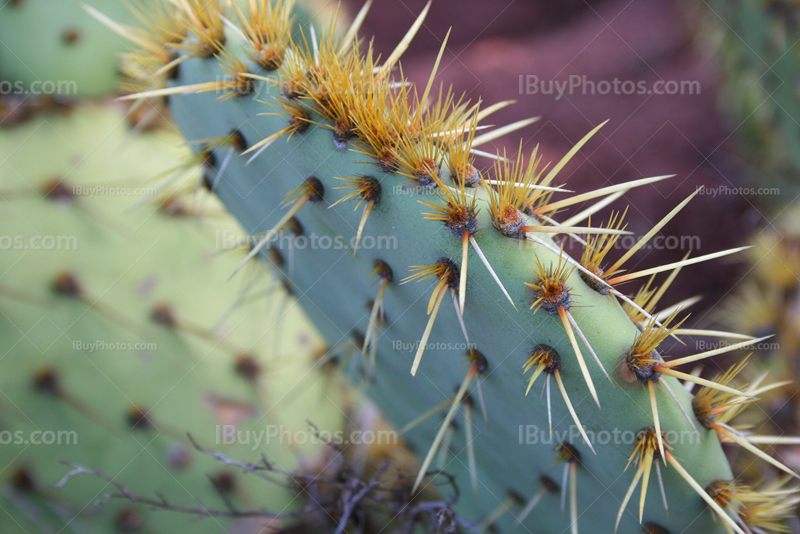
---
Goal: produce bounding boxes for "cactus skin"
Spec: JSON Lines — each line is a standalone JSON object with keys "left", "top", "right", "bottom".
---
{"left": 0, "top": 0, "right": 135, "bottom": 97}
{"left": 0, "top": 103, "right": 344, "bottom": 533}
{"left": 148, "top": 20, "right": 742, "bottom": 534}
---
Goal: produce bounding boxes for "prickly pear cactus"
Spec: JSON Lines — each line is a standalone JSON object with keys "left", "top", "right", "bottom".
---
{"left": 95, "top": 1, "right": 800, "bottom": 532}
{"left": 0, "top": 102, "right": 346, "bottom": 533}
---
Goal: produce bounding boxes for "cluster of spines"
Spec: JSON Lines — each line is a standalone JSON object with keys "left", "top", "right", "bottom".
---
{"left": 93, "top": 0, "right": 800, "bottom": 532}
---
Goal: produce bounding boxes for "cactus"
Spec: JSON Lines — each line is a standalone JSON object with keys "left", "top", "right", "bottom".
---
{"left": 59, "top": 0, "right": 800, "bottom": 532}
{"left": 0, "top": 102, "right": 352, "bottom": 533}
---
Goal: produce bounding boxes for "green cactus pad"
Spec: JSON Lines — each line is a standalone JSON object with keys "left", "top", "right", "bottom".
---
{"left": 0, "top": 103, "right": 344, "bottom": 533}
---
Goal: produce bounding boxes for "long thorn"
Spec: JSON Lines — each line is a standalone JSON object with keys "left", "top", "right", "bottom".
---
{"left": 428, "top": 279, "right": 448, "bottom": 314}
{"left": 436, "top": 425, "right": 455, "bottom": 470}
{"left": 543, "top": 121, "right": 607, "bottom": 188}
{"left": 353, "top": 200, "right": 374, "bottom": 258}
{"left": 561, "top": 191, "right": 625, "bottom": 227}
{"left": 652, "top": 296, "right": 702, "bottom": 322}
{"left": 656, "top": 368, "right": 752, "bottom": 398}
{"left": 362, "top": 279, "right": 388, "bottom": 353}
{"left": 464, "top": 404, "right": 479, "bottom": 497}
{"left": 399, "top": 397, "right": 452, "bottom": 435}
{"left": 471, "top": 117, "right": 541, "bottom": 148}
{"left": 608, "top": 247, "right": 751, "bottom": 285}
{"left": 558, "top": 307, "right": 600, "bottom": 408}
{"left": 519, "top": 225, "right": 631, "bottom": 235}
{"left": 666, "top": 453, "right": 746, "bottom": 534}
{"left": 242, "top": 128, "right": 292, "bottom": 157}
{"left": 452, "top": 289, "right": 470, "bottom": 345}
{"left": 339, "top": 0, "right": 372, "bottom": 54}
{"left": 476, "top": 495, "right": 515, "bottom": 532}
{"left": 229, "top": 197, "right": 308, "bottom": 279}
{"left": 414, "top": 28, "right": 450, "bottom": 125}
{"left": 660, "top": 335, "right": 772, "bottom": 368}
{"left": 567, "top": 312, "right": 612, "bottom": 385}
{"left": 459, "top": 231, "right": 469, "bottom": 315}
{"left": 683, "top": 366, "right": 703, "bottom": 392}
{"left": 673, "top": 329, "right": 756, "bottom": 340}
{"left": 381, "top": 1, "right": 431, "bottom": 77}
{"left": 535, "top": 175, "right": 673, "bottom": 216}
{"left": 745, "top": 436, "right": 800, "bottom": 445}
{"left": 648, "top": 381, "right": 665, "bottom": 460}
{"left": 659, "top": 380, "right": 701, "bottom": 440}
{"left": 209, "top": 146, "right": 234, "bottom": 194}
{"left": 83, "top": 4, "right": 154, "bottom": 50}
{"left": 470, "top": 148, "right": 509, "bottom": 162}
{"left": 412, "top": 368, "right": 475, "bottom": 493}
{"left": 655, "top": 461, "right": 668, "bottom": 518}
{"left": 244, "top": 138, "right": 276, "bottom": 166}
{"left": 117, "top": 81, "right": 222, "bottom": 101}
{"left": 476, "top": 375, "right": 489, "bottom": 426}
{"left": 716, "top": 423, "right": 800, "bottom": 478}
{"left": 412, "top": 284, "right": 447, "bottom": 376}
{"left": 516, "top": 487, "right": 547, "bottom": 526}
{"left": 555, "top": 371, "right": 596, "bottom": 454}
{"left": 481, "top": 180, "right": 569, "bottom": 193}
{"left": 546, "top": 374, "right": 553, "bottom": 438}
{"left": 615, "top": 467, "right": 643, "bottom": 532}
{"left": 569, "top": 463, "right": 578, "bottom": 534}
{"left": 470, "top": 236, "right": 516, "bottom": 310}
{"left": 475, "top": 100, "right": 516, "bottom": 122}
{"left": 639, "top": 448, "right": 654, "bottom": 522}
{"left": 606, "top": 188, "right": 699, "bottom": 275}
